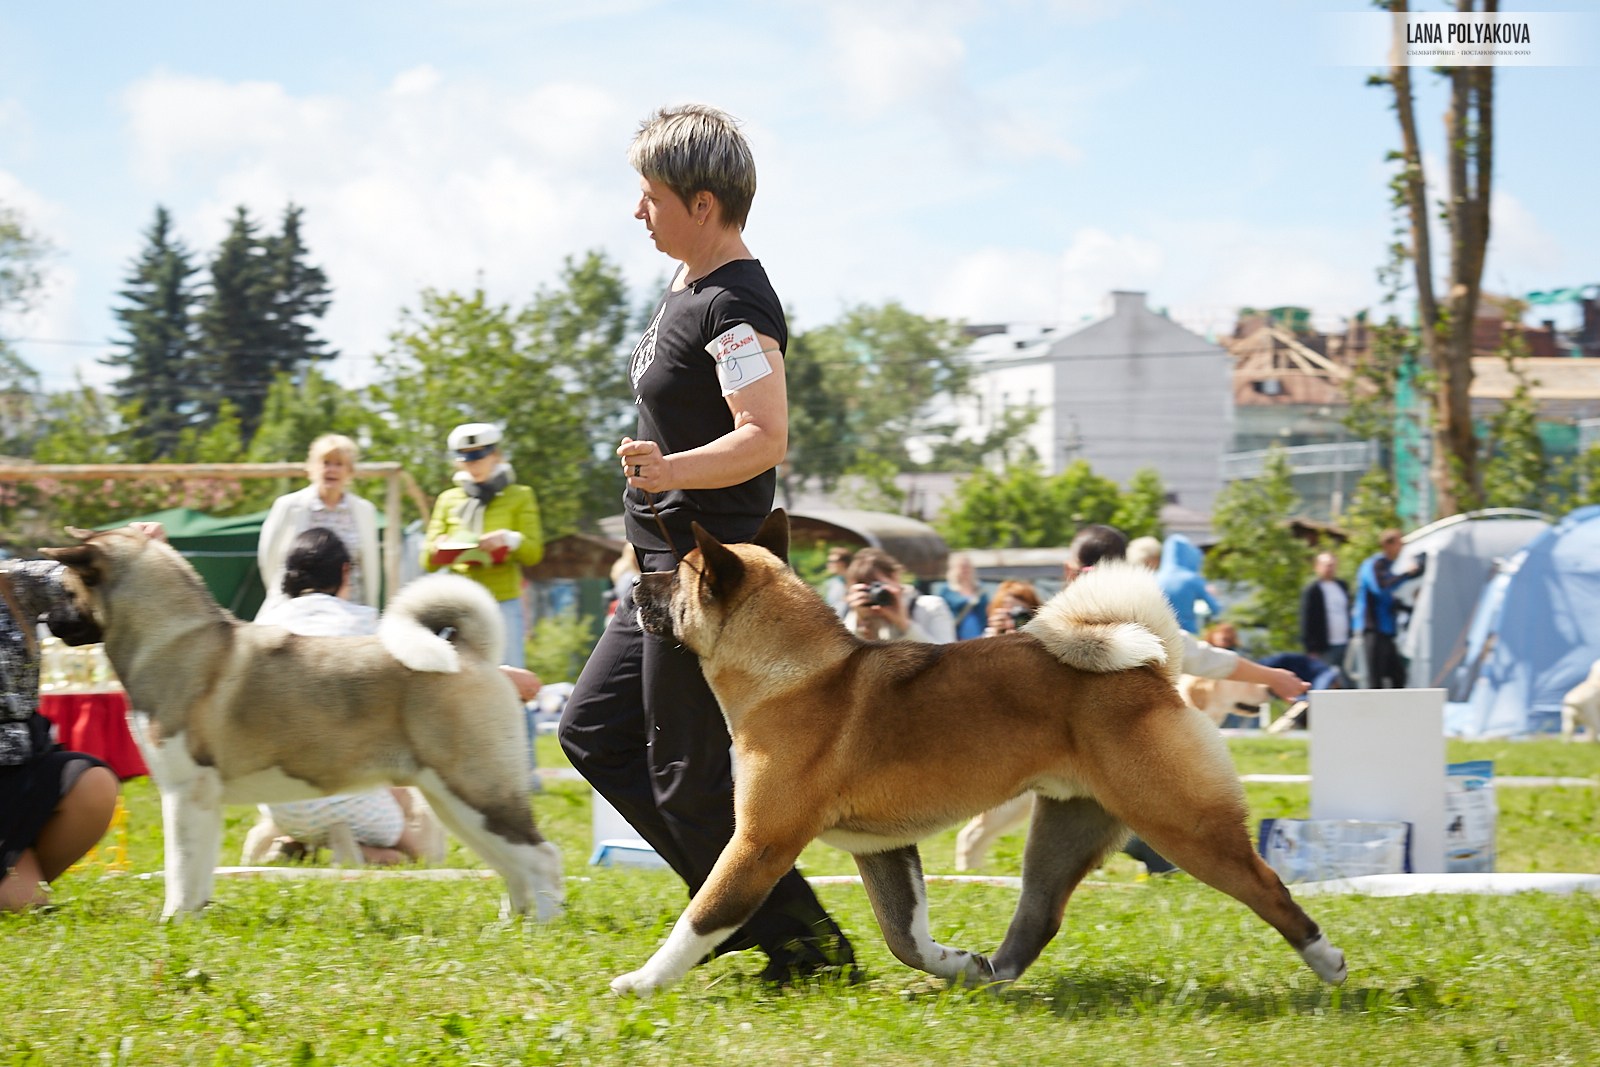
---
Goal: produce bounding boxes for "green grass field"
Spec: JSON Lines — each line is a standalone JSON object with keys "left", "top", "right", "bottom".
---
{"left": 4, "top": 737, "right": 1598, "bottom": 1066}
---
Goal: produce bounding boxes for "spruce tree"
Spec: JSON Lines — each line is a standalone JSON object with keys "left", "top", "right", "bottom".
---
{"left": 264, "top": 203, "right": 335, "bottom": 371}
{"left": 106, "top": 206, "right": 200, "bottom": 459}
{"left": 195, "top": 206, "right": 276, "bottom": 436}
{"left": 194, "top": 204, "right": 335, "bottom": 441}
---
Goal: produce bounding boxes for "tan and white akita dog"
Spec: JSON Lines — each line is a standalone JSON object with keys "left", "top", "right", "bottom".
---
{"left": 42, "top": 526, "right": 562, "bottom": 921}
{"left": 612, "top": 511, "right": 1346, "bottom": 996}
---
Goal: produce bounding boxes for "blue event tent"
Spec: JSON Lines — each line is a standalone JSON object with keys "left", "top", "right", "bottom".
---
{"left": 1393, "top": 509, "right": 1550, "bottom": 690}
{"left": 1445, "top": 506, "right": 1600, "bottom": 737}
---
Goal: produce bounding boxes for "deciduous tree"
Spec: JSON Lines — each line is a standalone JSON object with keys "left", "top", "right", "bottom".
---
{"left": 371, "top": 288, "right": 590, "bottom": 536}
{"left": 1374, "top": 0, "right": 1497, "bottom": 514}
{"left": 1336, "top": 467, "right": 1404, "bottom": 579}
{"left": 0, "top": 201, "right": 48, "bottom": 455}
{"left": 936, "top": 459, "right": 1145, "bottom": 550}
{"left": 1205, "top": 448, "right": 1306, "bottom": 651}
{"left": 524, "top": 252, "right": 635, "bottom": 528}
{"left": 1479, "top": 306, "right": 1547, "bottom": 512}
{"left": 786, "top": 303, "right": 974, "bottom": 493}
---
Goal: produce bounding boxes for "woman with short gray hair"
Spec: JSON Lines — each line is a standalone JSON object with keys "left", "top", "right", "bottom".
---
{"left": 561, "top": 104, "right": 854, "bottom": 984}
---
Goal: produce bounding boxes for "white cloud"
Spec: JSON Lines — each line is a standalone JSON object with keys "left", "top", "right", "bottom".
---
{"left": 825, "top": 6, "right": 968, "bottom": 117}
{"left": 925, "top": 217, "right": 1384, "bottom": 340}
{"left": 927, "top": 228, "right": 1165, "bottom": 326}
{"left": 504, "top": 83, "right": 631, "bottom": 166}
{"left": 0, "top": 169, "right": 61, "bottom": 236}
{"left": 1058, "top": 227, "right": 1166, "bottom": 318}
{"left": 117, "top": 68, "right": 646, "bottom": 383}
{"left": 931, "top": 247, "right": 1062, "bottom": 324}
{"left": 0, "top": 169, "right": 96, "bottom": 388}
{"left": 122, "top": 73, "right": 346, "bottom": 187}
{"left": 1484, "top": 189, "right": 1565, "bottom": 289}
{"left": 820, "top": 0, "right": 1078, "bottom": 164}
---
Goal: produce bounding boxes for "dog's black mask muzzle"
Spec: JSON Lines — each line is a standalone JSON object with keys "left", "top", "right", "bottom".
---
{"left": 633, "top": 571, "right": 677, "bottom": 638}
{"left": 44, "top": 607, "right": 105, "bottom": 647}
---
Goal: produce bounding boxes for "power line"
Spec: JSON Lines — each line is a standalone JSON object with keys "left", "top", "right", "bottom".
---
{"left": 8, "top": 332, "right": 1236, "bottom": 368}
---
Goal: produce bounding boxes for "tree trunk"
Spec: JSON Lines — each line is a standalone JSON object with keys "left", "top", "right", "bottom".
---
{"left": 1386, "top": 0, "right": 1495, "bottom": 517}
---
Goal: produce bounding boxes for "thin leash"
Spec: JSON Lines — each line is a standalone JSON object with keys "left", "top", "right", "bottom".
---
{"left": 643, "top": 490, "right": 701, "bottom": 576}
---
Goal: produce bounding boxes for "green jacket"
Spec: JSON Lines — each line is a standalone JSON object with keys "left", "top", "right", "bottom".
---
{"left": 421, "top": 483, "right": 544, "bottom": 602}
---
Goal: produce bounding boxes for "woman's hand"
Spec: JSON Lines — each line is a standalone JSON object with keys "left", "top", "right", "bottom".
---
{"left": 128, "top": 521, "right": 168, "bottom": 544}
{"left": 1263, "top": 667, "right": 1311, "bottom": 702}
{"left": 1227, "top": 657, "right": 1311, "bottom": 702}
{"left": 618, "top": 437, "right": 676, "bottom": 493}
{"left": 499, "top": 665, "right": 542, "bottom": 702}
{"left": 478, "top": 530, "right": 523, "bottom": 554}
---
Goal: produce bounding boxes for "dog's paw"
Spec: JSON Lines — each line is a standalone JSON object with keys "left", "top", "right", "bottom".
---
{"left": 1300, "top": 935, "right": 1348, "bottom": 985}
{"left": 610, "top": 968, "right": 665, "bottom": 997}
{"left": 951, "top": 952, "right": 999, "bottom": 988}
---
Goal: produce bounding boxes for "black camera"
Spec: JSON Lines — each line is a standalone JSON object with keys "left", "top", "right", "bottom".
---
{"left": 1008, "top": 604, "right": 1036, "bottom": 628}
{"left": 865, "top": 581, "right": 897, "bottom": 608}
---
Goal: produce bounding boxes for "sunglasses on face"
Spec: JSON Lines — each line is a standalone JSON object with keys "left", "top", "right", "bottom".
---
{"left": 455, "top": 446, "right": 495, "bottom": 462}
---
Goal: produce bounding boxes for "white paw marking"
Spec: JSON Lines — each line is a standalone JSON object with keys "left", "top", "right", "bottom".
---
{"left": 611, "top": 970, "right": 661, "bottom": 997}
{"left": 1301, "top": 935, "right": 1348, "bottom": 984}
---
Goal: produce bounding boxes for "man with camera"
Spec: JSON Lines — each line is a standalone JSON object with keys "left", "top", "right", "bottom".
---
{"left": 842, "top": 549, "right": 955, "bottom": 644}
{"left": 1352, "top": 528, "right": 1425, "bottom": 689}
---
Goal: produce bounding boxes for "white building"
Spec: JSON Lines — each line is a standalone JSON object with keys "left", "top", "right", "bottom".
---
{"left": 955, "top": 291, "right": 1234, "bottom": 516}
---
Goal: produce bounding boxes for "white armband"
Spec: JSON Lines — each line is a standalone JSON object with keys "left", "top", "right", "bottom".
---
{"left": 705, "top": 322, "right": 776, "bottom": 396}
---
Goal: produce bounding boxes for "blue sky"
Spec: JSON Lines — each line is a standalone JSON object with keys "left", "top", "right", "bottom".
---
{"left": 2, "top": 0, "right": 1596, "bottom": 394}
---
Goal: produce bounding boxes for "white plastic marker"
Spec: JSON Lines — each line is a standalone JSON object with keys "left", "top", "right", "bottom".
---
{"left": 705, "top": 322, "right": 774, "bottom": 396}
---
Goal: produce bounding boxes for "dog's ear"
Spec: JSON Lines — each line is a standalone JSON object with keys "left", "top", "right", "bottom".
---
{"left": 691, "top": 521, "right": 744, "bottom": 599}
{"left": 751, "top": 509, "right": 790, "bottom": 565}
{"left": 40, "top": 539, "right": 105, "bottom": 585}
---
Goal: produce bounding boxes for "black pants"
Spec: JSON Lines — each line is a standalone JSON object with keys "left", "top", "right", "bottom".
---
{"left": 1364, "top": 631, "right": 1407, "bottom": 688}
{"left": 559, "top": 554, "right": 845, "bottom": 963}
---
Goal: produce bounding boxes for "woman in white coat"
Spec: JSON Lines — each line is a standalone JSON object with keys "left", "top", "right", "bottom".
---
{"left": 257, "top": 434, "right": 381, "bottom": 614}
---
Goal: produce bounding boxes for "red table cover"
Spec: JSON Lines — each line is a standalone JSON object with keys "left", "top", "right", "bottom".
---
{"left": 38, "top": 690, "right": 148, "bottom": 780}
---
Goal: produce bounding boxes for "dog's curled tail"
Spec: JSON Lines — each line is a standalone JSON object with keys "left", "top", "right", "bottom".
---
{"left": 377, "top": 573, "right": 505, "bottom": 673}
{"left": 1024, "top": 562, "right": 1185, "bottom": 684}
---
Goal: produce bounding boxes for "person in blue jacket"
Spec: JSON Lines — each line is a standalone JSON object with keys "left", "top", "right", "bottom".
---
{"left": 1156, "top": 534, "right": 1220, "bottom": 634}
{"left": 1351, "top": 528, "right": 1425, "bottom": 688}
{"left": 937, "top": 552, "right": 989, "bottom": 641}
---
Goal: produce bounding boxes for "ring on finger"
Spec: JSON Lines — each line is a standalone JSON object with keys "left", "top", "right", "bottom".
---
{"left": 631, "top": 464, "right": 642, "bottom": 478}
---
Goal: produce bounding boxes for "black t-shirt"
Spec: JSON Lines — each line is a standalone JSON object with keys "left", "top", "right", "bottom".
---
{"left": 623, "top": 259, "right": 787, "bottom": 555}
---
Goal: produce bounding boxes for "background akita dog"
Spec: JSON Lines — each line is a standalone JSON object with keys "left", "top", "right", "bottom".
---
{"left": 43, "top": 527, "right": 562, "bottom": 921}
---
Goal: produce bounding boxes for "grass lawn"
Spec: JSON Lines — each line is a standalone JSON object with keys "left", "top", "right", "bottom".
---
{"left": 3, "top": 736, "right": 1598, "bottom": 1066}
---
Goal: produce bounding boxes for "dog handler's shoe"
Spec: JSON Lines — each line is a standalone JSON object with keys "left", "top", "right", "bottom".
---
{"left": 758, "top": 914, "right": 860, "bottom": 987}
{"left": 262, "top": 837, "right": 307, "bottom": 864}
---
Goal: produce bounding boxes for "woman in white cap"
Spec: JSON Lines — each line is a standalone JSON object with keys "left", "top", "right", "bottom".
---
{"left": 258, "top": 434, "right": 381, "bottom": 615}
{"left": 420, "top": 422, "right": 544, "bottom": 669}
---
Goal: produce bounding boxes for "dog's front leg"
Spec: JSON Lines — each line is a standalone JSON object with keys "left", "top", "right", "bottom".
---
{"left": 611, "top": 831, "right": 804, "bottom": 997}
{"left": 855, "top": 845, "right": 993, "bottom": 984}
{"left": 159, "top": 779, "right": 225, "bottom": 919}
